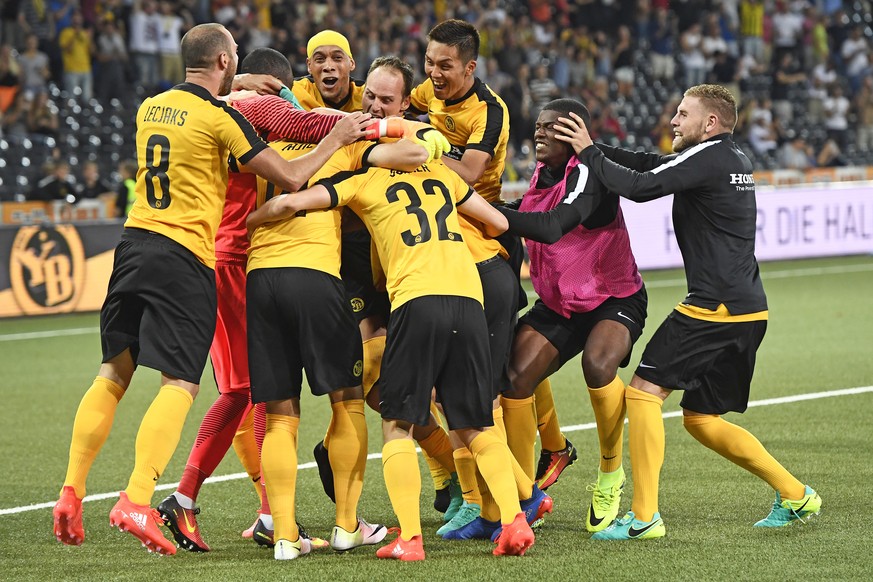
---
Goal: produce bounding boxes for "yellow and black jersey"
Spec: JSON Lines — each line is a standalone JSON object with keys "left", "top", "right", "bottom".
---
{"left": 246, "top": 139, "right": 342, "bottom": 277}
{"left": 318, "top": 160, "right": 483, "bottom": 309}
{"left": 126, "top": 82, "right": 267, "bottom": 268}
{"left": 292, "top": 75, "right": 365, "bottom": 112}
{"left": 308, "top": 141, "right": 378, "bottom": 185}
{"left": 410, "top": 77, "right": 509, "bottom": 262}
{"left": 409, "top": 77, "right": 508, "bottom": 203}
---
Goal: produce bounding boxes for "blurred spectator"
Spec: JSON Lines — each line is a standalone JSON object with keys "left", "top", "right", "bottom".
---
{"left": 528, "top": 61, "right": 559, "bottom": 118}
{"left": 809, "top": 9, "right": 829, "bottom": 67}
{"left": 114, "top": 158, "right": 137, "bottom": 217}
{"left": 16, "top": 33, "right": 50, "bottom": 99}
{"left": 1, "top": 0, "right": 23, "bottom": 49}
{"left": 822, "top": 83, "right": 850, "bottom": 149}
{"left": 777, "top": 132, "right": 814, "bottom": 169}
{"left": 157, "top": 0, "right": 188, "bottom": 88}
{"left": 128, "top": 0, "right": 161, "bottom": 94}
{"left": 58, "top": 10, "right": 93, "bottom": 100}
{"left": 19, "top": 0, "right": 57, "bottom": 81}
{"left": 680, "top": 22, "right": 707, "bottom": 88}
{"left": 855, "top": 76, "right": 873, "bottom": 152}
{"left": 770, "top": 0, "right": 803, "bottom": 67}
{"left": 739, "top": 0, "right": 765, "bottom": 62}
{"left": 709, "top": 50, "right": 740, "bottom": 103}
{"left": 701, "top": 15, "right": 728, "bottom": 71}
{"left": 816, "top": 138, "right": 847, "bottom": 167}
{"left": 0, "top": 88, "right": 28, "bottom": 136}
{"left": 94, "top": 15, "right": 129, "bottom": 103}
{"left": 840, "top": 26, "right": 870, "bottom": 94}
{"left": 29, "top": 159, "right": 76, "bottom": 201}
{"left": 504, "top": 62, "right": 533, "bottom": 149}
{"left": 770, "top": 52, "right": 805, "bottom": 124}
{"left": 748, "top": 114, "right": 778, "bottom": 155}
{"left": 651, "top": 96, "right": 682, "bottom": 154}
{"left": 649, "top": 7, "right": 676, "bottom": 81}
{"left": 0, "top": 43, "right": 20, "bottom": 113}
{"left": 76, "top": 159, "right": 114, "bottom": 199}
{"left": 612, "top": 25, "right": 634, "bottom": 97}
{"left": 26, "top": 90, "right": 58, "bottom": 138}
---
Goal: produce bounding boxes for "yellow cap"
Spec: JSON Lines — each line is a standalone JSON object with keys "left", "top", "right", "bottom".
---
{"left": 307, "top": 30, "right": 353, "bottom": 60}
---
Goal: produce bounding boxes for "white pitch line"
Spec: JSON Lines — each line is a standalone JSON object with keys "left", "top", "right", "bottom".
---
{"left": 3, "top": 384, "right": 871, "bottom": 516}
{"left": 0, "top": 327, "right": 97, "bottom": 342}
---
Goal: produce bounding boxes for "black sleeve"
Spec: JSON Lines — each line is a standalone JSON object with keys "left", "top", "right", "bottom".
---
{"left": 596, "top": 143, "right": 674, "bottom": 172}
{"left": 496, "top": 204, "right": 582, "bottom": 244}
{"left": 578, "top": 143, "right": 711, "bottom": 202}
{"left": 501, "top": 198, "right": 522, "bottom": 210}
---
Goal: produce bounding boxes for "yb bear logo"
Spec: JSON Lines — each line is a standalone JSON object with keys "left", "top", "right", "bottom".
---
{"left": 10, "top": 225, "right": 85, "bottom": 314}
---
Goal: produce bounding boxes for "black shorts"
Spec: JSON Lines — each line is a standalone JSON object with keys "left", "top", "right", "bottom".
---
{"left": 519, "top": 285, "right": 648, "bottom": 369}
{"left": 478, "top": 255, "right": 518, "bottom": 398}
{"left": 341, "top": 229, "right": 390, "bottom": 323}
{"left": 380, "top": 296, "right": 493, "bottom": 431}
{"left": 635, "top": 310, "right": 767, "bottom": 414}
{"left": 247, "top": 267, "right": 363, "bottom": 403}
{"left": 100, "top": 228, "right": 216, "bottom": 384}
{"left": 494, "top": 230, "right": 528, "bottom": 311}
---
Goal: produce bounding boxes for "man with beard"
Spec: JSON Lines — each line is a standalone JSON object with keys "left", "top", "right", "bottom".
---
{"left": 51, "top": 23, "right": 372, "bottom": 556}
{"left": 554, "top": 84, "right": 821, "bottom": 539}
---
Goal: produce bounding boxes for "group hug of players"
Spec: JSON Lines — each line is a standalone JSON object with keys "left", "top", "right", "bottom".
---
{"left": 52, "top": 16, "right": 821, "bottom": 563}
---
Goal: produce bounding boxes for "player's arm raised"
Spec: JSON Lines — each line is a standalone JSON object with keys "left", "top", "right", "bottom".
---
{"left": 246, "top": 184, "right": 334, "bottom": 235}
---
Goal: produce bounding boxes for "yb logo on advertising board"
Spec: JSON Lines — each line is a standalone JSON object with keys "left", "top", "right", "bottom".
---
{"left": 10, "top": 225, "right": 85, "bottom": 314}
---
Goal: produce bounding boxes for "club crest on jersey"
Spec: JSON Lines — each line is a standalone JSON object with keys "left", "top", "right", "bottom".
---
{"left": 444, "top": 116, "right": 455, "bottom": 131}
{"left": 9, "top": 224, "right": 85, "bottom": 315}
{"left": 350, "top": 297, "right": 365, "bottom": 312}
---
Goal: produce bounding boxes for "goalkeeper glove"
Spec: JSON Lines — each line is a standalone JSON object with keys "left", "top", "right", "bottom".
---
{"left": 364, "top": 118, "right": 451, "bottom": 162}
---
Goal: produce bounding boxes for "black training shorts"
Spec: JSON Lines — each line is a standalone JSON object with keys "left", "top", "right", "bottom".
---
{"left": 247, "top": 267, "right": 363, "bottom": 403}
{"left": 100, "top": 227, "right": 216, "bottom": 384}
{"left": 380, "top": 295, "right": 493, "bottom": 431}
{"left": 341, "top": 229, "right": 390, "bottom": 324}
{"left": 519, "top": 285, "right": 647, "bottom": 369}
{"left": 478, "top": 255, "right": 519, "bottom": 397}
{"left": 635, "top": 310, "right": 767, "bottom": 414}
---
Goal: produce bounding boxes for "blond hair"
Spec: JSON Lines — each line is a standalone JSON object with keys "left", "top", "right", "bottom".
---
{"left": 685, "top": 84, "right": 738, "bottom": 131}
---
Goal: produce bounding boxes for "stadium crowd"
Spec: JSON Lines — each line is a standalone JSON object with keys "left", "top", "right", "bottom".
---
{"left": 1, "top": 0, "right": 872, "bottom": 202}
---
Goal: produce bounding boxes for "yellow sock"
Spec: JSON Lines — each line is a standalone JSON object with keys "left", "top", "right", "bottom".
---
{"left": 382, "top": 439, "right": 421, "bottom": 539}
{"left": 328, "top": 399, "right": 367, "bottom": 531}
{"left": 588, "top": 376, "right": 627, "bottom": 473}
{"left": 63, "top": 377, "right": 125, "bottom": 498}
{"left": 126, "top": 385, "right": 193, "bottom": 505}
{"left": 261, "top": 414, "right": 300, "bottom": 542}
{"left": 361, "top": 336, "right": 386, "bottom": 399}
{"left": 231, "top": 407, "right": 262, "bottom": 501}
{"left": 626, "top": 386, "right": 665, "bottom": 522}
{"left": 422, "top": 401, "right": 451, "bottom": 489}
{"left": 534, "top": 379, "right": 566, "bottom": 452}
{"left": 501, "top": 395, "right": 537, "bottom": 480}
{"left": 492, "top": 404, "right": 506, "bottom": 440}
{"left": 469, "top": 430, "right": 522, "bottom": 524}
{"left": 418, "top": 426, "right": 456, "bottom": 475}
{"left": 683, "top": 414, "right": 805, "bottom": 500}
{"left": 453, "top": 447, "right": 481, "bottom": 505}
{"left": 476, "top": 465, "right": 500, "bottom": 521}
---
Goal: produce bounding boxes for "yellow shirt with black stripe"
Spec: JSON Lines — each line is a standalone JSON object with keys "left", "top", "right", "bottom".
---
{"left": 410, "top": 77, "right": 509, "bottom": 262}
{"left": 291, "top": 76, "right": 365, "bottom": 112}
{"left": 309, "top": 141, "right": 377, "bottom": 184}
{"left": 126, "top": 83, "right": 267, "bottom": 269}
{"left": 318, "top": 160, "right": 483, "bottom": 310}
{"left": 247, "top": 139, "right": 343, "bottom": 277}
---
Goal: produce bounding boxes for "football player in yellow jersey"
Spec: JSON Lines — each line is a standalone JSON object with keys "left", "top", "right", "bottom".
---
{"left": 243, "top": 120, "right": 435, "bottom": 561}
{"left": 406, "top": 18, "right": 562, "bottom": 538}
{"left": 51, "top": 23, "right": 372, "bottom": 556}
{"left": 303, "top": 56, "right": 463, "bottom": 518}
{"left": 292, "top": 30, "right": 365, "bottom": 113}
{"left": 246, "top": 158, "right": 537, "bottom": 560}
